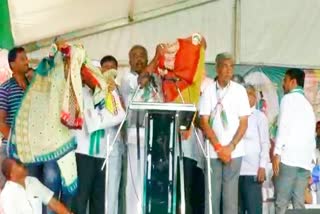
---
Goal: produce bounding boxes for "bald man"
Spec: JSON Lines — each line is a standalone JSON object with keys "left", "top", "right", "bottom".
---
{"left": 0, "top": 158, "right": 72, "bottom": 214}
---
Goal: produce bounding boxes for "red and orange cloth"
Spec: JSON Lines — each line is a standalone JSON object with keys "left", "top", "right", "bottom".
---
{"left": 147, "top": 33, "right": 206, "bottom": 139}
{"left": 151, "top": 33, "right": 206, "bottom": 105}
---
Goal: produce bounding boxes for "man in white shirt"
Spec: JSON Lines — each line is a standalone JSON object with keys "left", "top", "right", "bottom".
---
{"left": 0, "top": 158, "right": 71, "bottom": 214}
{"left": 199, "top": 52, "right": 250, "bottom": 214}
{"left": 239, "top": 84, "right": 270, "bottom": 214}
{"left": 72, "top": 81, "right": 125, "bottom": 214}
{"left": 120, "top": 45, "right": 163, "bottom": 214}
{"left": 272, "top": 68, "right": 316, "bottom": 214}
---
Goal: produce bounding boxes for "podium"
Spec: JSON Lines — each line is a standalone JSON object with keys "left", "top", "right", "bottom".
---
{"left": 129, "top": 102, "right": 197, "bottom": 214}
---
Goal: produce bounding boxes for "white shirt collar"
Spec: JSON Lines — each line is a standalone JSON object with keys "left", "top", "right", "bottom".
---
{"left": 130, "top": 70, "right": 139, "bottom": 76}
{"left": 216, "top": 80, "right": 231, "bottom": 91}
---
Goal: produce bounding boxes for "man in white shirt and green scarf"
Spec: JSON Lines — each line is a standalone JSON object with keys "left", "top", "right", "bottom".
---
{"left": 199, "top": 53, "right": 251, "bottom": 214}
{"left": 273, "top": 68, "right": 316, "bottom": 214}
{"left": 72, "top": 72, "right": 125, "bottom": 214}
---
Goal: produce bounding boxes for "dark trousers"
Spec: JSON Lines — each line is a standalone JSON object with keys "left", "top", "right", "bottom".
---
{"left": 178, "top": 157, "right": 205, "bottom": 214}
{"left": 192, "top": 163, "right": 205, "bottom": 214}
{"left": 238, "top": 176, "right": 262, "bottom": 214}
{"left": 72, "top": 153, "right": 106, "bottom": 214}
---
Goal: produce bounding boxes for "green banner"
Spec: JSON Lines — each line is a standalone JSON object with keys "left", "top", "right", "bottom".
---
{"left": 0, "top": 0, "right": 14, "bottom": 49}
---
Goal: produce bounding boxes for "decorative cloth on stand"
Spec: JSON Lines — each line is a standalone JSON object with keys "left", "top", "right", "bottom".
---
{"left": 8, "top": 44, "right": 106, "bottom": 195}
{"left": 155, "top": 33, "right": 205, "bottom": 105}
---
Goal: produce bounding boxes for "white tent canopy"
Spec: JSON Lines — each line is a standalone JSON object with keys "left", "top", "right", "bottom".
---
{"left": 6, "top": 0, "right": 320, "bottom": 67}
{"left": 240, "top": 0, "right": 320, "bottom": 68}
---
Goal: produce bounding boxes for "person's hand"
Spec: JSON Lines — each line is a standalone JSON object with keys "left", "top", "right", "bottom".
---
{"left": 217, "top": 151, "right": 231, "bottom": 164}
{"left": 217, "top": 146, "right": 231, "bottom": 164}
{"left": 272, "top": 155, "right": 281, "bottom": 176}
{"left": 13, "top": 73, "right": 27, "bottom": 90}
{"left": 181, "top": 129, "right": 192, "bottom": 140}
{"left": 138, "top": 72, "right": 150, "bottom": 88}
{"left": 217, "top": 144, "right": 234, "bottom": 163}
{"left": 155, "top": 43, "right": 167, "bottom": 57}
{"left": 107, "top": 78, "right": 116, "bottom": 92}
{"left": 257, "top": 167, "right": 266, "bottom": 183}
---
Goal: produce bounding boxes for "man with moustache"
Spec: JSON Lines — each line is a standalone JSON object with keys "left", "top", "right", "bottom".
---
{"left": 0, "top": 47, "right": 66, "bottom": 214}
{"left": 199, "top": 52, "right": 250, "bottom": 214}
{"left": 0, "top": 47, "right": 29, "bottom": 189}
{"left": 120, "top": 45, "right": 162, "bottom": 214}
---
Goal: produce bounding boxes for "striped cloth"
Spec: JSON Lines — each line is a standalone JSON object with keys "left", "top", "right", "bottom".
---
{"left": 0, "top": 78, "right": 24, "bottom": 144}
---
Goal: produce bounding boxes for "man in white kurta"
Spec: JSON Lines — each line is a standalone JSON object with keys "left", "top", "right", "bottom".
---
{"left": 121, "top": 45, "right": 162, "bottom": 214}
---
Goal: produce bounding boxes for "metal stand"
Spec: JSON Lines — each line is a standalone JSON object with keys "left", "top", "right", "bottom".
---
{"left": 101, "top": 85, "right": 140, "bottom": 214}
{"left": 174, "top": 84, "right": 212, "bottom": 214}
{"left": 101, "top": 84, "right": 140, "bottom": 171}
{"left": 105, "top": 133, "right": 110, "bottom": 214}
{"left": 205, "top": 139, "right": 212, "bottom": 214}
{"left": 130, "top": 102, "right": 196, "bottom": 214}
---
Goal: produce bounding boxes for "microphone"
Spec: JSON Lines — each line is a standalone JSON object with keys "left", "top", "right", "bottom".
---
{"left": 163, "top": 76, "right": 180, "bottom": 82}
{"left": 149, "top": 75, "right": 158, "bottom": 91}
{"left": 138, "top": 72, "right": 158, "bottom": 90}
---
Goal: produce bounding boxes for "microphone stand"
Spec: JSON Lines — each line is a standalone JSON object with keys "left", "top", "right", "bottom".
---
{"left": 101, "top": 84, "right": 141, "bottom": 170}
{"left": 101, "top": 83, "right": 141, "bottom": 213}
{"left": 172, "top": 80, "right": 212, "bottom": 214}
{"left": 171, "top": 79, "right": 206, "bottom": 158}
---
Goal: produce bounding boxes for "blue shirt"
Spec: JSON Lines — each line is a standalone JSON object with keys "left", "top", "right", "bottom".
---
{"left": 0, "top": 78, "right": 25, "bottom": 144}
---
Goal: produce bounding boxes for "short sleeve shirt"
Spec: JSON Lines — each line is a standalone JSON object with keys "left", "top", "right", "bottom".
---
{"left": 199, "top": 81, "right": 250, "bottom": 158}
{"left": 0, "top": 177, "right": 54, "bottom": 214}
{"left": 0, "top": 78, "right": 24, "bottom": 144}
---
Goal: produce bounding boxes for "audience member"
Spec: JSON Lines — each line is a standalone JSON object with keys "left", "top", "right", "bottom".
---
{"left": 0, "top": 158, "right": 71, "bottom": 214}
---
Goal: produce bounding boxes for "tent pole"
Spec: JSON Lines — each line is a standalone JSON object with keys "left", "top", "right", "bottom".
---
{"left": 128, "top": 0, "right": 135, "bottom": 22}
{"left": 233, "top": 0, "right": 241, "bottom": 64}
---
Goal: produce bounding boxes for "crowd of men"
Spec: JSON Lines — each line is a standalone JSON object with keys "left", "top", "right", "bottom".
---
{"left": 0, "top": 43, "right": 318, "bottom": 214}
